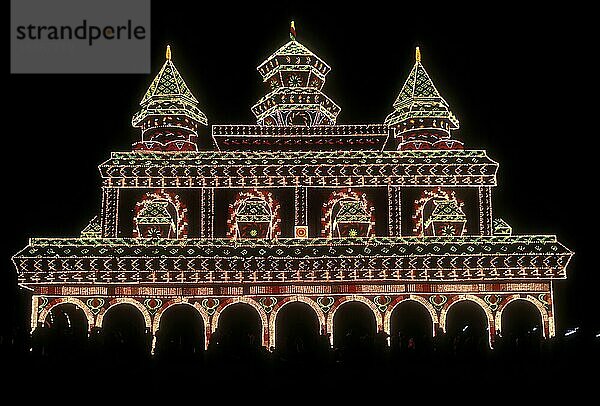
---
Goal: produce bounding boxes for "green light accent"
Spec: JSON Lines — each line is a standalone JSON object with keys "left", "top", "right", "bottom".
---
{"left": 80, "top": 216, "right": 101, "bottom": 239}
{"left": 493, "top": 218, "right": 513, "bottom": 236}
{"left": 237, "top": 200, "right": 271, "bottom": 222}
{"left": 136, "top": 201, "right": 173, "bottom": 225}
{"left": 336, "top": 201, "right": 369, "bottom": 222}
{"left": 429, "top": 199, "right": 467, "bottom": 222}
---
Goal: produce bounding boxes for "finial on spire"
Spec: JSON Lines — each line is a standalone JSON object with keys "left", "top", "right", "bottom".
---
{"left": 166, "top": 45, "right": 172, "bottom": 61}
{"left": 290, "top": 21, "right": 296, "bottom": 41}
{"left": 415, "top": 46, "right": 421, "bottom": 63}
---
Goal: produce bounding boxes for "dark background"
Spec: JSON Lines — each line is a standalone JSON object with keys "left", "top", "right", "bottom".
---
{"left": 3, "top": 0, "right": 597, "bottom": 358}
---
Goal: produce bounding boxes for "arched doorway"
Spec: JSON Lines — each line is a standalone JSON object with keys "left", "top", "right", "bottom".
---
{"left": 501, "top": 300, "right": 543, "bottom": 355}
{"left": 156, "top": 305, "right": 205, "bottom": 362}
{"left": 446, "top": 301, "right": 489, "bottom": 357}
{"left": 35, "top": 304, "right": 88, "bottom": 358}
{"left": 214, "top": 303, "right": 262, "bottom": 361}
{"left": 390, "top": 301, "right": 433, "bottom": 357}
{"left": 275, "top": 302, "right": 320, "bottom": 361}
{"left": 103, "top": 304, "right": 149, "bottom": 361}
{"left": 333, "top": 302, "right": 376, "bottom": 362}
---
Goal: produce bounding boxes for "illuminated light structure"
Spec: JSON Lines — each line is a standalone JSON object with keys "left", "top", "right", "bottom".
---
{"left": 13, "top": 25, "right": 573, "bottom": 352}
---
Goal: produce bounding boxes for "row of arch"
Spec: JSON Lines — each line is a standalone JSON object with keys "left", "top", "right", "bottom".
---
{"left": 36, "top": 294, "right": 553, "bottom": 351}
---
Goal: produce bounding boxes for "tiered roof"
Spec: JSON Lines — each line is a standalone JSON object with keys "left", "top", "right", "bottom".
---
{"left": 256, "top": 40, "right": 330, "bottom": 81}
{"left": 251, "top": 23, "right": 340, "bottom": 126}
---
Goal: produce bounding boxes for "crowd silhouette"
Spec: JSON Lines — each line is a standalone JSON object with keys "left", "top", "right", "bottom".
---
{"left": 15, "top": 317, "right": 598, "bottom": 370}
{"left": 2, "top": 303, "right": 598, "bottom": 395}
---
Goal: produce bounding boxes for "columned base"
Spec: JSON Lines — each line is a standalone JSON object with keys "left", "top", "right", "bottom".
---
{"left": 31, "top": 281, "right": 556, "bottom": 352}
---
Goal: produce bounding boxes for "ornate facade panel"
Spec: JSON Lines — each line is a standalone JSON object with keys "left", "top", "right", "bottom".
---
{"left": 200, "top": 188, "right": 214, "bottom": 238}
{"left": 99, "top": 150, "right": 499, "bottom": 188}
{"left": 388, "top": 185, "right": 402, "bottom": 237}
{"left": 478, "top": 186, "right": 493, "bottom": 235}
{"left": 101, "top": 187, "right": 119, "bottom": 238}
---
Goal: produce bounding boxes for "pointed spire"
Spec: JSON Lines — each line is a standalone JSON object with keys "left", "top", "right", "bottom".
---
{"left": 290, "top": 20, "right": 296, "bottom": 41}
{"left": 385, "top": 47, "right": 460, "bottom": 146}
{"left": 138, "top": 48, "right": 199, "bottom": 105}
{"left": 132, "top": 50, "right": 206, "bottom": 124}
{"left": 386, "top": 47, "right": 457, "bottom": 125}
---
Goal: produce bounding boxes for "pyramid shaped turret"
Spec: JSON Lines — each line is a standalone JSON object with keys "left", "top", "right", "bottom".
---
{"left": 132, "top": 46, "right": 208, "bottom": 151}
{"left": 386, "top": 48, "right": 462, "bottom": 150}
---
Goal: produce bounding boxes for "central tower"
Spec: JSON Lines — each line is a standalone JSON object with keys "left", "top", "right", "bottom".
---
{"left": 251, "top": 22, "right": 340, "bottom": 126}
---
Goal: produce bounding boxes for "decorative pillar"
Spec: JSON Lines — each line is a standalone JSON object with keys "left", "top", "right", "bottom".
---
{"left": 151, "top": 333, "right": 157, "bottom": 355}
{"left": 433, "top": 321, "right": 440, "bottom": 336}
{"left": 489, "top": 317, "right": 497, "bottom": 349}
{"left": 294, "top": 186, "right": 308, "bottom": 237}
{"left": 388, "top": 185, "right": 402, "bottom": 236}
{"left": 478, "top": 186, "right": 493, "bottom": 236}
{"left": 549, "top": 283, "right": 557, "bottom": 338}
{"left": 200, "top": 188, "right": 214, "bottom": 238}
{"left": 101, "top": 187, "right": 119, "bottom": 238}
{"left": 30, "top": 295, "right": 39, "bottom": 332}
{"left": 205, "top": 324, "right": 212, "bottom": 351}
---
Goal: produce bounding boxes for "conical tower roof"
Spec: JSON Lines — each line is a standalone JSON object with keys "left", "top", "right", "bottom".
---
{"left": 385, "top": 47, "right": 459, "bottom": 129}
{"left": 132, "top": 46, "right": 207, "bottom": 127}
{"left": 140, "top": 57, "right": 198, "bottom": 105}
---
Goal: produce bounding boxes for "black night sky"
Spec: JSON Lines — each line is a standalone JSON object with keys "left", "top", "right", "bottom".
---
{"left": 3, "top": 0, "right": 598, "bottom": 389}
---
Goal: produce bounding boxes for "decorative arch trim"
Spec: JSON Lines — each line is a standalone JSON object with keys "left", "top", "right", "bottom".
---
{"left": 38, "top": 297, "right": 95, "bottom": 332}
{"left": 96, "top": 298, "right": 152, "bottom": 329}
{"left": 227, "top": 189, "right": 281, "bottom": 239}
{"left": 495, "top": 294, "right": 551, "bottom": 338}
{"left": 326, "top": 295, "right": 382, "bottom": 346}
{"left": 211, "top": 297, "right": 269, "bottom": 347}
{"left": 383, "top": 295, "right": 438, "bottom": 337}
{"left": 152, "top": 299, "right": 211, "bottom": 350}
{"left": 413, "top": 187, "right": 466, "bottom": 237}
{"left": 268, "top": 295, "right": 326, "bottom": 348}
{"left": 133, "top": 189, "right": 188, "bottom": 239}
{"left": 321, "top": 188, "right": 375, "bottom": 238}
{"left": 439, "top": 294, "right": 494, "bottom": 347}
